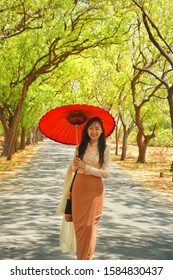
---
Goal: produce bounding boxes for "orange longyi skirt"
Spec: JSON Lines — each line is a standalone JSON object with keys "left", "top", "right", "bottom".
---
{"left": 72, "top": 173, "right": 104, "bottom": 260}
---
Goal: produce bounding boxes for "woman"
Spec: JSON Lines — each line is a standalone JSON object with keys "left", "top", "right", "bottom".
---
{"left": 71, "top": 117, "right": 110, "bottom": 260}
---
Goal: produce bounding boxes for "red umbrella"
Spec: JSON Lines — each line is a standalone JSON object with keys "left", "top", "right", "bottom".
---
{"left": 39, "top": 104, "right": 115, "bottom": 145}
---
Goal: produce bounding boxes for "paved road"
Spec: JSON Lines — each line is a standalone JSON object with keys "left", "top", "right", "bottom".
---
{"left": 0, "top": 140, "right": 173, "bottom": 260}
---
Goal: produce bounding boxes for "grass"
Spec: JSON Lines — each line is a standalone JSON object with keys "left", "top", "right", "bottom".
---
{"left": 0, "top": 160, "right": 20, "bottom": 170}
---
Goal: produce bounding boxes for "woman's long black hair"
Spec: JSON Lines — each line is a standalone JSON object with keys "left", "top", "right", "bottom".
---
{"left": 78, "top": 117, "right": 106, "bottom": 167}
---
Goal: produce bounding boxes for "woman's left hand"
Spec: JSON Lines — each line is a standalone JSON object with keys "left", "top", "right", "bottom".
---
{"left": 73, "top": 157, "right": 86, "bottom": 170}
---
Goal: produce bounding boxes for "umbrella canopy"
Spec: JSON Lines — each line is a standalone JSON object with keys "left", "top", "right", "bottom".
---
{"left": 39, "top": 104, "right": 115, "bottom": 145}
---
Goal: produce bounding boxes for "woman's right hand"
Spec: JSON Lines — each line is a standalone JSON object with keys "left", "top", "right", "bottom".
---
{"left": 73, "top": 157, "right": 86, "bottom": 170}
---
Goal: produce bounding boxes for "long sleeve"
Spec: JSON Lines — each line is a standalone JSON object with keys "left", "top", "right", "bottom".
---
{"left": 71, "top": 143, "right": 111, "bottom": 178}
{"left": 84, "top": 145, "right": 110, "bottom": 178}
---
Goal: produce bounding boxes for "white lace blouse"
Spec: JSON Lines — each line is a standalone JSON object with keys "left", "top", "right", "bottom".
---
{"left": 72, "top": 142, "right": 110, "bottom": 178}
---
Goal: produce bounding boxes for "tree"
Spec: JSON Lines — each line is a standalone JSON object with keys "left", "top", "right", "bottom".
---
{"left": 132, "top": 0, "right": 173, "bottom": 137}
{"left": 118, "top": 91, "right": 135, "bottom": 160}
{"left": 0, "top": 0, "right": 125, "bottom": 159}
{"left": 130, "top": 21, "right": 163, "bottom": 162}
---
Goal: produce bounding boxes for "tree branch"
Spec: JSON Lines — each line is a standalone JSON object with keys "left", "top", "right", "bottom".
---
{"left": 132, "top": 0, "right": 173, "bottom": 68}
{"left": 0, "top": 3, "right": 44, "bottom": 40}
{"left": 133, "top": 65, "right": 169, "bottom": 89}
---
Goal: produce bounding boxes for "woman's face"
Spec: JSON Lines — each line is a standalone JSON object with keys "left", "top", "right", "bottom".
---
{"left": 87, "top": 121, "right": 103, "bottom": 142}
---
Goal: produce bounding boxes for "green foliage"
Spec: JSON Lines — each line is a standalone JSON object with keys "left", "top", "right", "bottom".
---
{"left": 0, "top": 0, "right": 173, "bottom": 152}
{"left": 149, "top": 128, "right": 172, "bottom": 147}
{"left": 128, "top": 127, "right": 172, "bottom": 147}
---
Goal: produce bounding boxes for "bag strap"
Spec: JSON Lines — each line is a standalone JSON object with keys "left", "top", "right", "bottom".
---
{"left": 70, "top": 170, "right": 78, "bottom": 192}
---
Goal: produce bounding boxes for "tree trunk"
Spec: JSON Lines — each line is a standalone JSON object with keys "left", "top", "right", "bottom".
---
{"left": 121, "top": 126, "right": 133, "bottom": 161}
{"left": 19, "top": 127, "right": 26, "bottom": 150}
{"left": 136, "top": 137, "right": 148, "bottom": 163}
{"left": 32, "top": 127, "right": 37, "bottom": 144}
{"left": 6, "top": 78, "right": 34, "bottom": 160}
{"left": 136, "top": 131, "right": 156, "bottom": 163}
{"left": 2, "top": 129, "right": 13, "bottom": 157}
{"left": 35, "top": 127, "right": 43, "bottom": 142}
{"left": 6, "top": 108, "right": 23, "bottom": 160}
{"left": 121, "top": 130, "right": 128, "bottom": 161}
{"left": 115, "top": 116, "right": 120, "bottom": 155}
{"left": 1, "top": 113, "right": 18, "bottom": 157}
{"left": 14, "top": 130, "right": 19, "bottom": 152}
{"left": 135, "top": 105, "right": 156, "bottom": 163}
{"left": 26, "top": 132, "right": 32, "bottom": 146}
{"left": 167, "top": 85, "right": 173, "bottom": 136}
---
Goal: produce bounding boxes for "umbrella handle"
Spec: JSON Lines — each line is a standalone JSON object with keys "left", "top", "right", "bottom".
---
{"left": 75, "top": 124, "right": 79, "bottom": 146}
